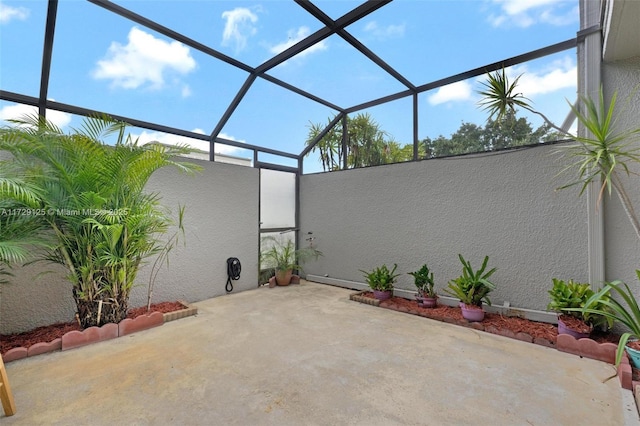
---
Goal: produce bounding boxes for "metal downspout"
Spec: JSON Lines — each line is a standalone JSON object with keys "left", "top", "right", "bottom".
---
{"left": 581, "top": 0, "right": 604, "bottom": 284}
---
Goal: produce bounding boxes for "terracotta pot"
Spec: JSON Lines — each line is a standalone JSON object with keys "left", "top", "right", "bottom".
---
{"left": 557, "top": 316, "right": 591, "bottom": 339}
{"left": 373, "top": 290, "right": 392, "bottom": 301}
{"left": 460, "top": 303, "right": 484, "bottom": 322}
{"left": 275, "top": 269, "right": 293, "bottom": 286}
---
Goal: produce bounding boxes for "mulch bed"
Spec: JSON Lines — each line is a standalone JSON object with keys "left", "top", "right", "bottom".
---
{"left": 1, "top": 301, "right": 186, "bottom": 355}
{"left": 357, "top": 292, "right": 619, "bottom": 345}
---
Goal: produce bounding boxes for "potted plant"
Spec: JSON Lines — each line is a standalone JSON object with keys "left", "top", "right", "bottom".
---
{"left": 0, "top": 114, "right": 200, "bottom": 328}
{"left": 444, "top": 255, "right": 496, "bottom": 322}
{"left": 408, "top": 264, "right": 437, "bottom": 308}
{"left": 360, "top": 263, "right": 399, "bottom": 301}
{"left": 578, "top": 274, "right": 640, "bottom": 367}
{"left": 260, "top": 236, "right": 322, "bottom": 286}
{"left": 547, "top": 278, "right": 612, "bottom": 339}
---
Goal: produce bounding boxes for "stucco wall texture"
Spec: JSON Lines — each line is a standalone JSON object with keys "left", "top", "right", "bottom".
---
{"left": 300, "top": 144, "right": 589, "bottom": 312}
{"left": 602, "top": 57, "right": 640, "bottom": 290}
{"left": 0, "top": 159, "right": 259, "bottom": 334}
{"left": 3, "top": 64, "right": 639, "bottom": 335}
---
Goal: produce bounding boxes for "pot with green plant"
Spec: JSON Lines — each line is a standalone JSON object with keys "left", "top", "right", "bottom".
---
{"left": 547, "top": 278, "right": 612, "bottom": 339}
{"left": 409, "top": 264, "right": 437, "bottom": 308}
{"left": 444, "top": 254, "right": 496, "bottom": 322}
{"left": 577, "top": 274, "right": 640, "bottom": 367}
{"left": 260, "top": 236, "right": 322, "bottom": 286}
{"left": 360, "top": 263, "right": 399, "bottom": 301}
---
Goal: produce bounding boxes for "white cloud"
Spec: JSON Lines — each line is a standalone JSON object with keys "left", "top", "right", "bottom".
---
{"left": 507, "top": 57, "right": 576, "bottom": 97}
{"left": 221, "top": 7, "right": 259, "bottom": 53}
{"left": 428, "top": 81, "right": 473, "bottom": 105}
{"left": 269, "top": 26, "right": 327, "bottom": 58}
{"left": 362, "top": 21, "right": 405, "bottom": 39}
{"left": 0, "top": 4, "right": 29, "bottom": 24}
{"left": 181, "top": 85, "right": 192, "bottom": 98}
{"left": 0, "top": 103, "right": 71, "bottom": 129}
{"left": 488, "top": 0, "right": 578, "bottom": 28}
{"left": 216, "top": 132, "right": 249, "bottom": 155}
{"left": 132, "top": 129, "right": 247, "bottom": 156}
{"left": 92, "top": 27, "right": 196, "bottom": 90}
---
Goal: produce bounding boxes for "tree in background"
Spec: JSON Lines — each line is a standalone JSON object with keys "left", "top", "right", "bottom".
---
{"left": 306, "top": 107, "right": 555, "bottom": 170}
{"left": 422, "top": 112, "right": 553, "bottom": 158}
{"left": 305, "top": 120, "right": 343, "bottom": 172}
{"left": 305, "top": 113, "right": 411, "bottom": 171}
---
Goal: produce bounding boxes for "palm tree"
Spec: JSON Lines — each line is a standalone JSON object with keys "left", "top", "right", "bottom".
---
{"left": 305, "top": 113, "right": 408, "bottom": 170}
{"left": 0, "top": 114, "right": 200, "bottom": 327}
{"left": 305, "top": 120, "right": 342, "bottom": 171}
{"left": 0, "top": 163, "right": 49, "bottom": 283}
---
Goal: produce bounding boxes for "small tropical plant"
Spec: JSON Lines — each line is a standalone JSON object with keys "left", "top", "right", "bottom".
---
{"left": 578, "top": 275, "right": 640, "bottom": 366}
{"left": 479, "top": 69, "right": 640, "bottom": 241}
{"left": 547, "top": 278, "right": 612, "bottom": 330}
{"left": 260, "top": 236, "right": 322, "bottom": 273}
{"left": 360, "top": 263, "right": 399, "bottom": 292}
{"left": 0, "top": 114, "right": 201, "bottom": 328}
{"left": 408, "top": 264, "right": 436, "bottom": 298}
{"left": 444, "top": 255, "right": 496, "bottom": 307}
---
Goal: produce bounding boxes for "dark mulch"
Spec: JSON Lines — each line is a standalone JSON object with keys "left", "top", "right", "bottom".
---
{"left": 359, "top": 292, "right": 619, "bottom": 345}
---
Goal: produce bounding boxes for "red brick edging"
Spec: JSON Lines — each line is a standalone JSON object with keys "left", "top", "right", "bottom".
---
{"left": 2, "top": 301, "right": 198, "bottom": 363}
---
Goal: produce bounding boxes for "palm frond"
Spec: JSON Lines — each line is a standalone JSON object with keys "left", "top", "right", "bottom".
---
{"left": 477, "top": 68, "right": 532, "bottom": 121}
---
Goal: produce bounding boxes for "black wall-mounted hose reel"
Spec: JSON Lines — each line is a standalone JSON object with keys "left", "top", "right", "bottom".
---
{"left": 226, "top": 257, "right": 241, "bottom": 293}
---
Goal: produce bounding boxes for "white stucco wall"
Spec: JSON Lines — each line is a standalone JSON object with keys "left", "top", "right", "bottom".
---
{"left": 0, "top": 158, "right": 259, "bottom": 334}
{"left": 300, "top": 145, "right": 589, "bottom": 311}
{"left": 602, "top": 56, "right": 640, "bottom": 287}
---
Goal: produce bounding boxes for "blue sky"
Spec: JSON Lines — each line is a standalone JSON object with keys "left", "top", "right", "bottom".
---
{"left": 0, "top": 0, "right": 579, "bottom": 171}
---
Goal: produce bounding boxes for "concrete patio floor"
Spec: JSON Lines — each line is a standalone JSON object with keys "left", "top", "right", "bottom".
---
{"left": 2, "top": 281, "right": 639, "bottom": 425}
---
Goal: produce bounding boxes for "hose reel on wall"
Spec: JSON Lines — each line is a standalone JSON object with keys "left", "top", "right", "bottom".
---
{"left": 226, "top": 257, "right": 241, "bottom": 293}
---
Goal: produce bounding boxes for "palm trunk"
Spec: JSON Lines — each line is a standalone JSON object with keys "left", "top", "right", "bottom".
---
{"left": 611, "top": 171, "right": 640, "bottom": 242}
{"left": 524, "top": 106, "right": 571, "bottom": 137}
{"left": 74, "top": 295, "right": 129, "bottom": 329}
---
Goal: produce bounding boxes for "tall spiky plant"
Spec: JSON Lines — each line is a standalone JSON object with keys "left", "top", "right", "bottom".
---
{"left": 0, "top": 114, "right": 200, "bottom": 327}
{"left": 478, "top": 69, "right": 640, "bottom": 241}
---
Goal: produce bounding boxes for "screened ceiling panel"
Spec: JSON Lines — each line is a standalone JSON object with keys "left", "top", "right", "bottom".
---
{"left": 113, "top": 0, "right": 326, "bottom": 68}
{"left": 0, "top": 1, "right": 47, "bottom": 96}
{"left": 122, "top": 125, "right": 253, "bottom": 166}
{"left": 355, "top": 97, "right": 414, "bottom": 146}
{"left": 0, "top": 100, "right": 73, "bottom": 129}
{"left": 220, "top": 77, "right": 337, "bottom": 153}
{"left": 257, "top": 153, "right": 298, "bottom": 169}
{"left": 351, "top": 0, "right": 579, "bottom": 85}
{"left": 418, "top": 48, "right": 577, "bottom": 144}
{"left": 311, "top": 0, "right": 363, "bottom": 20}
{"left": 1, "top": 0, "right": 583, "bottom": 163}
{"left": 268, "top": 33, "right": 408, "bottom": 108}
{"left": 302, "top": 147, "right": 328, "bottom": 175}
{"left": 48, "top": 1, "right": 248, "bottom": 134}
